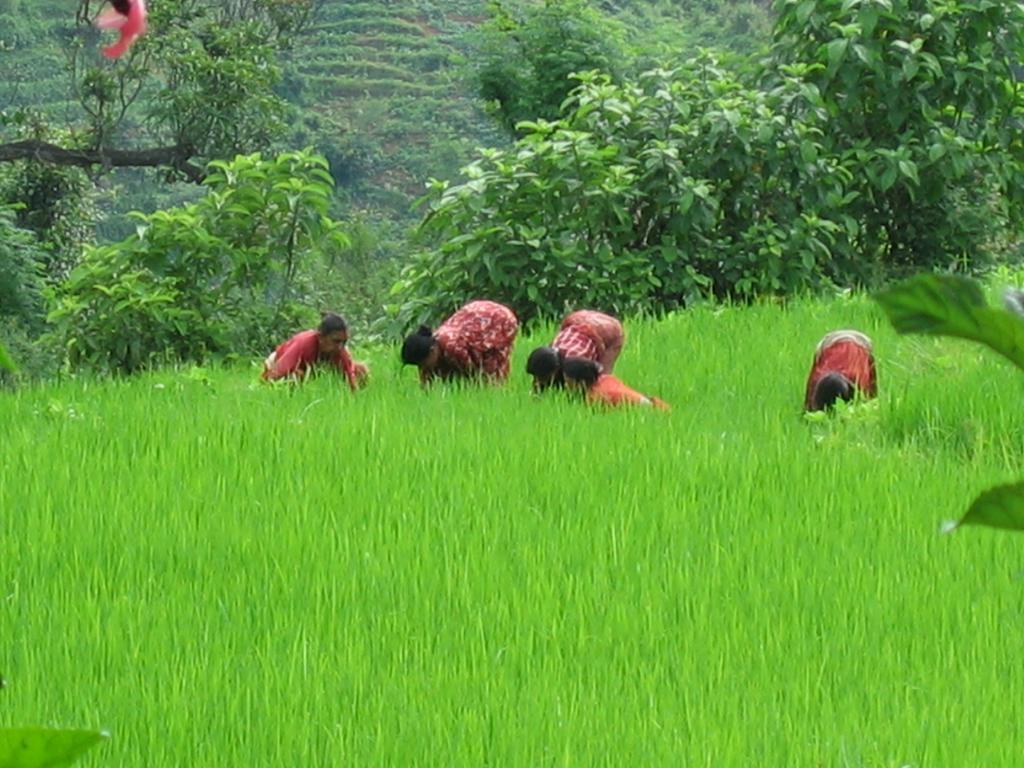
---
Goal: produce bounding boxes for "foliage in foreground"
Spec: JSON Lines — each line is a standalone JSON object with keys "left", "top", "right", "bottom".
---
{"left": 48, "top": 150, "right": 348, "bottom": 374}
{"left": 876, "top": 273, "right": 1024, "bottom": 532}
{"left": 0, "top": 727, "right": 107, "bottom": 768}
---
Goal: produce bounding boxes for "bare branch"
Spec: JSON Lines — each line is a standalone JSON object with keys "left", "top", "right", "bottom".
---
{"left": 0, "top": 140, "right": 205, "bottom": 182}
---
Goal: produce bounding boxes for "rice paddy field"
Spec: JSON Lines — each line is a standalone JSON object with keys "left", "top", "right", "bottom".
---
{"left": 2, "top": 295, "right": 1024, "bottom": 767}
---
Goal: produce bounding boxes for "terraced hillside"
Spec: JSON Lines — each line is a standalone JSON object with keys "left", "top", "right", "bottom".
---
{"left": 284, "top": 0, "right": 773, "bottom": 213}
{"left": 285, "top": 0, "right": 503, "bottom": 214}
{"left": 0, "top": 1, "right": 82, "bottom": 121}
{"left": 0, "top": 1, "right": 774, "bottom": 231}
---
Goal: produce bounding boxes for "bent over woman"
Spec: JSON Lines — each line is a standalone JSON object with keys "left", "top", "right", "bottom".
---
{"left": 263, "top": 313, "right": 368, "bottom": 391}
{"left": 401, "top": 300, "right": 518, "bottom": 385}
{"left": 804, "top": 329, "right": 877, "bottom": 412}
{"left": 526, "top": 309, "right": 625, "bottom": 392}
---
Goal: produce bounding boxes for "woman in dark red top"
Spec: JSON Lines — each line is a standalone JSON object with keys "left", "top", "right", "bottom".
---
{"left": 262, "top": 313, "right": 368, "bottom": 391}
{"left": 400, "top": 300, "right": 519, "bottom": 385}
{"left": 804, "top": 329, "right": 877, "bottom": 411}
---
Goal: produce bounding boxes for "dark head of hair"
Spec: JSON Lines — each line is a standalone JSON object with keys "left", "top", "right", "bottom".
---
{"left": 562, "top": 357, "right": 602, "bottom": 387}
{"left": 401, "top": 325, "right": 436, "bottom": 365}
{"left": 526, "top": 346, "right": 561, "bottom": 378}
{"left": 810, "top": 372, "right": 854, "bottom": 411}
{"left": 318, "top": 312, "right": 348, "bottom": 336}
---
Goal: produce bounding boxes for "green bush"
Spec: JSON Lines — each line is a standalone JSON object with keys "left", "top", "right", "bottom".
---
{"left": 472, "top": 0, "right": 627, "bottom": 136}
{"left": 0, "top": 202, "right": 46, "bottom": 330}
{"left": 392, "top": 0, "right": 1024, "bottom": 329}
{"left": 770, "top": 0, "right": 1024, "bottom": 271}
{"left": 48, "top": 150, "right": 349, "bottom": 375}
{"left": 0, "top": 316, "right": 62, "bottom": 385}
{"left": 390, "top": 62, "right": 849, "bottom": 328}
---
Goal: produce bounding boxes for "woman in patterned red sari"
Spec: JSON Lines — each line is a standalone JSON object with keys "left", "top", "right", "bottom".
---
{"left": 401, "top": 300, "right": 519, "bottom": 385}
{"left": 526, "top": 309, "right": 625, "bottom": 392}
{"left": 804, "top": 329, "right": 877, "bottom": 412}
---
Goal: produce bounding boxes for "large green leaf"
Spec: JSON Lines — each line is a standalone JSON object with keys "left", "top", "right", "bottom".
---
{"left": 945, "top": 483, "right": 1024, "bottom": 533}
{"left": 0, "top": 343, "right": 15, "bottom": 373}
{"left": 874, "top": 274, "right": 1024, "bottom": 371}
{"left": 0, "top": 728, "right": 107, "bottom": 768}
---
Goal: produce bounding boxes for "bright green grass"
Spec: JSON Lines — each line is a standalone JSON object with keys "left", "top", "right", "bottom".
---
{"left": 3, "top": 296, "right": 1024, "bottom": 766}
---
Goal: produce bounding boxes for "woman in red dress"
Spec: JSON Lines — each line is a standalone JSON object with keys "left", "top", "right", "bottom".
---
{"left": 262, "top": 313, "right": 368, "bottom": 391}
{"left": 804, "top": 330, "right": 877, "bottom": 411}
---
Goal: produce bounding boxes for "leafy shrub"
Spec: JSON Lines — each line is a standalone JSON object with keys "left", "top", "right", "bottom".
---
{"left": 0, "top": 202, "right": 46, "bottom": 330}
{"left": 0, "top": 317, "right": 61, "bottom": 385}
{"left": 770, "top": 0, "right": 1024, "bottom": 271}
{"left": 0, "top": 196, "right": 62, "bottom": 386}
{"left": 473, "top": 0, "right": 627, "bottom": 136}
{"left": 390, "top": 62, "right": 849, "bottom": 328}
{"left": 0, "top": 128, "right": 100, "bottom": 282}
{"left": 392, "top": 0, "right": 1024, "bottom": 329}
{"left": 48, "top": 150, "right": 349, "bottom": 375}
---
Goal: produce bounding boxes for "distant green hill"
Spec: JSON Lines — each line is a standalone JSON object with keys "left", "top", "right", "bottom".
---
{"left": 282, "top": 0, "right": 501, "bottom": 215}
{"left": 0, "top": 1, "right": 773, "bottom": 237}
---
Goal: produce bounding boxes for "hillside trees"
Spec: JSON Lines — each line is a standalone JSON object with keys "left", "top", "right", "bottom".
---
{"left": 0, "top": 0, "right": 312, "bottom": 287}
{"left": 0, "top": 0, "right": 311, "bottom": 181}
{"left": 0, "top": 0, "right": 316, "bottom": 375}
{"left": 770, "top": 0, "right": 1024, "bottom": 272}
{"left": 473, "top": 0, "right": 627, "bottom": 135}
{"left": 393, "top": 0, "right": 1024, "bottom": 328}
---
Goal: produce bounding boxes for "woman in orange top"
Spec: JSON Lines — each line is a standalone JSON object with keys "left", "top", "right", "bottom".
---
{"left": 804, "top": 329, "right": 877, "bottom": 411}
{"left": 562, "top": 358, "right": 669, "bottom": 410}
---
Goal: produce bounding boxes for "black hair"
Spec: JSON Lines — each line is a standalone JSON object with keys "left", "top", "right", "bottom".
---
{"left": 561, "top": 357, "right": 601, "bottom": 386}
{"left": 401, "top": 325, "right": 436, "bottom": 365}
{"left": 526, "top": 346, "right": 561, "bottom": 378}
{"left": 810, "top": 372, "right": 854, "bottom": 411}
{"left": 318, "top": 312, "right": 348, "bottom": 336}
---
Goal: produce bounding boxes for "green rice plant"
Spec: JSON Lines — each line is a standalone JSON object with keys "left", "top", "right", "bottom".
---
{"left": 3, "top": 297, "right": 1024, "bottom": 766}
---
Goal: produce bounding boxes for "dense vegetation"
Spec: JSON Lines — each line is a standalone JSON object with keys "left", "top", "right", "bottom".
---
{"left": 393, "top": 0, "right": 1024, "bottom": 327}
{"left": 6, "top": 2, "right": 1024, "bottom": 757}
{"left": 1, "top": 0, "right": 779, "bottom": 379}
{"left": 2, "top": 0, "right": 1023, "bottom": 379}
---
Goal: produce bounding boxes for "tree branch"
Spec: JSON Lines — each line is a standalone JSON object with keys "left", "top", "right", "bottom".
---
{"left": 0, "top": 140, "right": 205, "bottom": 182}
